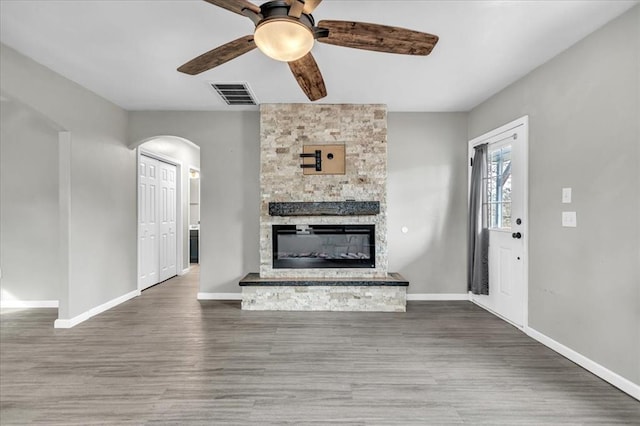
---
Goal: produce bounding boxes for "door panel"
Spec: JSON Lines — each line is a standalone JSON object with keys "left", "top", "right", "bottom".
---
{"left": 158, "top": 161, "right": 178, "bottom": 281}
{"left": 139, "top": 156, "right": 159, "bottom": 290}
{"left": 499, "top": 246, "right": 512, "bottom": 296}
{"left": 470, "top": 119, "right": 527, "bottom": 327}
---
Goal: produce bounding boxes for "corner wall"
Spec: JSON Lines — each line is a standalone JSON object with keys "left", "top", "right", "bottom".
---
{"left": 0, "top": 98, "right": 61, "bottom": 303}
{"left": 1, "top": 43, "right": 136, "bottom": 320}
{"left": 387, "top": 112, "right": 469, "bottom": 294}
{"left": 468, "top": 6, "right": 640, "bottom": 385}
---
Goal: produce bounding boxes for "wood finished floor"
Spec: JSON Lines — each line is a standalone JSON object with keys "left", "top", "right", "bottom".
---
{"left": 1, "top": 267, "right": 638, "bottom": 425}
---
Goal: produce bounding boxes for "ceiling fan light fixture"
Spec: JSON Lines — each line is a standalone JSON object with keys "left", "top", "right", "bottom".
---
{"left": 254, "top": 18, "right": 314, "bottom": 62}
{"left": 180, "top": 0, "right": 439, "bottom": 102}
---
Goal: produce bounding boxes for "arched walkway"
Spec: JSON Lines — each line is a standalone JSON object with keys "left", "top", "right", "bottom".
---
{"left": 133, "top": 135, "right": 201, "bottom": 292}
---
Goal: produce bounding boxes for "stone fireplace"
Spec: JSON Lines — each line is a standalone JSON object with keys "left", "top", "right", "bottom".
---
{"left": 260, "top": 104, "right": 388, "bottom": 277}
{"left": 241, "top": 103, "right": 408, "bottom": 311}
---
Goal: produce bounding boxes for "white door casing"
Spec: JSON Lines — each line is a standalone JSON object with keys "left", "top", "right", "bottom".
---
{"left": 138, "top": 154, "right": 178, "bottom": 290}
{"left": 468, "top": 116, "right": 528, "bottom": 328}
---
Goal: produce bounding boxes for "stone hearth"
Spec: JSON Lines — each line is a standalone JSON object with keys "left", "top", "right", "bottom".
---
{"left": 240, "top": 273, "right": 408, "bottom": 312}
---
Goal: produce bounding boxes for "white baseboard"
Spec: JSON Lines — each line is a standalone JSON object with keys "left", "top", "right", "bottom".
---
{"left": 179, "top": 267, "right": 190, "bottom": 276}
{"left": 407, "top": 293, "right": 470, "bottom": 301}
{"left": 525, "top": 326, "right": 639, "bottom": 401}
{"left": 0, "top": 300, "right": 59, "bottom": 308}
{"left": 54, "top": 289, "right": 140, "bottom": 329}
{"left": 54, "top": 311, "right": 90, "bottom": 329}
{"left": 197, "top": 292, "right": 242, "bottom": 300}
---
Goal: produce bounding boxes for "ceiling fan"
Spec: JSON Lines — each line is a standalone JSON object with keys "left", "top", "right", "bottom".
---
{"left": 178, "top": 0, "right": 439, "bottom": 101}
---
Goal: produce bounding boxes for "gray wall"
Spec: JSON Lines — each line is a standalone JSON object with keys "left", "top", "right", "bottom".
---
{"left": 468, "top": 6, "right": 640, "bottom": 384}
{"left": 1, "top": 44, "right": 136, "bottom": 319}
{"left": 129, "top": 111, "right": 470, "bottom": 295}
{"left": 388, "top": 113, "right": 469, "bottom": 294}
{"left": 139, "top": 137, "right": 201, "bottom": 269}
{"left": 128, "top": 112, "right": 261, "bottom": 294}
{"left": 0, "top": 98, "right": 60, "bottom": 302}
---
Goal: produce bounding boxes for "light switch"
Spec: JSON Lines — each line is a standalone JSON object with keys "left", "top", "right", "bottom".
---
{"left": 562, "top": 211, "right": 577, "bottom": 227}
{"left": 562, "top": 187, "right": 572, "bottom": 203}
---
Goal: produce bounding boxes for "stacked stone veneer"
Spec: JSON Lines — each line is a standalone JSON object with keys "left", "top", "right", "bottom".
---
{"left": 242, "top": 286, "right": 406, "bottom": 312}
{"left": 260, "top": 104, "right": 388, "bottom": 278}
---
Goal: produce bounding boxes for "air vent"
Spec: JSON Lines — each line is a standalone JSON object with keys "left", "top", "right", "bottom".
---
{"left": 210, "top": 82, "right": 257, "bottom": 105}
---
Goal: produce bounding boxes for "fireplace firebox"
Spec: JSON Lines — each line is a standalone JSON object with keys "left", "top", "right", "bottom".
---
{"left": 273, "top": 224, "right": 375, "bottom": 269}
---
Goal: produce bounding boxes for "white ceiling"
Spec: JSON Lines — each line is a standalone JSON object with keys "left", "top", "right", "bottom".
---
{"left": 0, "top": 0, "right": 636, "bottom": 112}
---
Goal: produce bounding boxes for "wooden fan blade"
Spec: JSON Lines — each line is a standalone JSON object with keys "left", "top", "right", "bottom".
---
{"left": 177, "top": 35, "right": 256, "bottom": 75}
{"left": 317, "top": 20, "right": 438, "bottom": 55}
{"left": 284, "top": 0, "right": 322, "bottom": 16}
{"left": 203, "top": 0, "right": 260, "bottom": 16}
{"left": 287, "top": 0, "right": 305, "bottom": 18}
{"left": 288, "top": 52, "right": 327, "bottom": 101}
{"left": 302, "top": 0, "right": 322, "bottom": 15}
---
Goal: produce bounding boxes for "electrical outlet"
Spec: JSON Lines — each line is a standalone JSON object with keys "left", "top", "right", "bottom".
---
{"left": 562, "top": 187, "right": 572, "bottom": 203}
{"left": 562, "top": 211, "right": 577, "bottom": 227}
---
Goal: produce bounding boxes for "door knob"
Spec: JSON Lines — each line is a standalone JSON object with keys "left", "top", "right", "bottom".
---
{"left": 512, "top": 232, "right": 522, "bottom": 239}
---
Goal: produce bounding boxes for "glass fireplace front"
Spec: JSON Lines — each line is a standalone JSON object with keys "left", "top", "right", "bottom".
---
{"left": 272, "top": 224, "right": 375, "bottom": 269}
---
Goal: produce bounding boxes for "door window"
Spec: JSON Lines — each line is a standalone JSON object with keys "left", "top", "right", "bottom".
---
{"left": 487, "top": 145, "right": 512, "bottom": 229}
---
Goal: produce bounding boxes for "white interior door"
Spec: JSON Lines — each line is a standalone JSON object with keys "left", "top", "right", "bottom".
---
{"left": 139, "top": 154, "right": 178, "bottom": 289}
{"left": 158, "top": 161, "right": 177, "bottom": 281}
{"left": 139, "top": 156, "right": 159, "bottom": 290}
{"left": 469, "top": 117, "right": 528, "bottom": 327}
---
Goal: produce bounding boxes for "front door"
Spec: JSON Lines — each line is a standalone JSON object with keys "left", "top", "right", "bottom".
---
{"left": 469, "top": 117, "right": 528, "bottom": 327}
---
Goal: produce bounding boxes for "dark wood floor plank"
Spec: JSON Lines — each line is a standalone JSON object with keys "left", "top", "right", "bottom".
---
{"left": 1, "top": 266, "right": 638, "bottom": 424}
